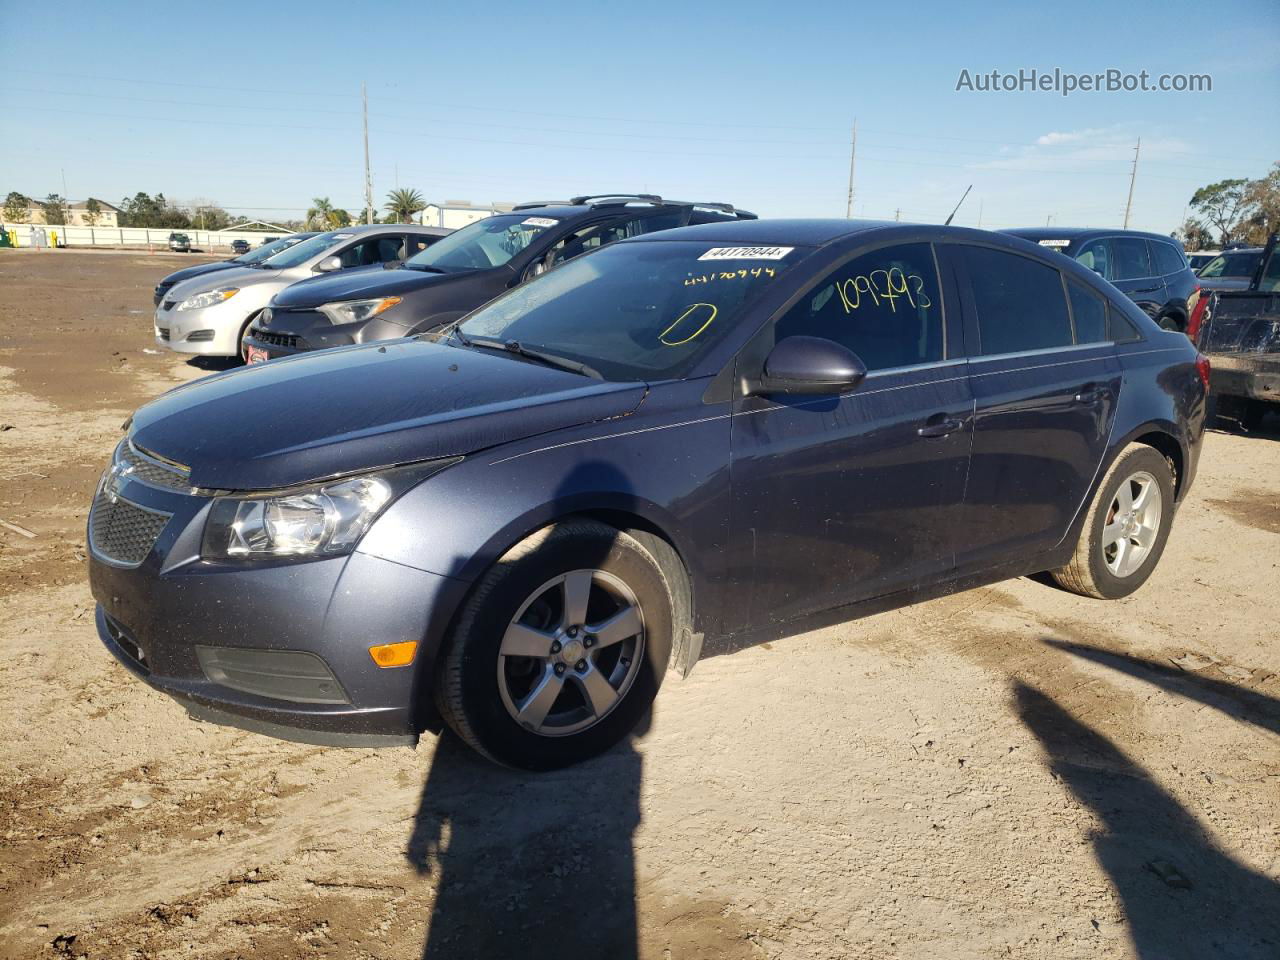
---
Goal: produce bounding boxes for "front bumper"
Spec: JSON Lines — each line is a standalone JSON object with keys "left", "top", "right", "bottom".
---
{"left": 88, "top": 468, "right": 471, "bottom": 746}
{"left": 154, "top": 297, "right": 253, "bottom": 357}
{"left": 243, "top": 308, "right": 411, "bottom": 360}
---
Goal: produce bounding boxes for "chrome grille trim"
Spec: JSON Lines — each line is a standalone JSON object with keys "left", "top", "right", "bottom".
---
{"left": 120, "top": 441, "right": 193, "bottom": 492}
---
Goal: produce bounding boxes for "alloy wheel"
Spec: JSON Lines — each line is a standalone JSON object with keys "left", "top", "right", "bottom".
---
{"left": 496, "top": 569, "right": 646, "bottom": 736}
{"left": 1101, "top": 470, "right": 1163, "bottom": 578}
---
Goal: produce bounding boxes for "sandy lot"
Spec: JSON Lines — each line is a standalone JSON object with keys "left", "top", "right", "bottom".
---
{"left": 0, "top": 250, "right": 1277, "bottom": 960}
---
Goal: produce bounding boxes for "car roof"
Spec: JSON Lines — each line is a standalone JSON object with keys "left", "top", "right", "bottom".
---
{"left": 1002, "top": 226, "right": 1177, "bottom": 243}
{"left": 510, "top": 196, "right": 756, "bottom": 222}
{"left": 326, "top": 223, "right": 450, "bottom": 236}
{"left": 622, "top": 218, "right": 901, "bottom": 247}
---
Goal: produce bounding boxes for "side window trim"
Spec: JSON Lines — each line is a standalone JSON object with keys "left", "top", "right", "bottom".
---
{"left": 952, "top": 241, "right": 1076, "bottom": 358}
{"left": 1101, "top": 234, "right": 1157, "bottom": 282}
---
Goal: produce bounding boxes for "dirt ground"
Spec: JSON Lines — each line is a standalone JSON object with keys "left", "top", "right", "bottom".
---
{"left": 0, "top": 250, "right": 1277, "bottom": 960}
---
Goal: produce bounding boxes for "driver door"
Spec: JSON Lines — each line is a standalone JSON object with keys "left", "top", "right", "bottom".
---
{"left": 726, "top": 242, "right": 974, "bottom": 632}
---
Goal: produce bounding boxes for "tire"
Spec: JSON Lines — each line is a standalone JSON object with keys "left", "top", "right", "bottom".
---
{"left": 1049, "top": 444, "right": 1176, "bottom": 600}
{"left": 1157, "top": 313, "right": 1184, "bottom": 333}
{"left": 435, "top": 519, "right": 672, "bottom": 770}
{"left": 236, "top": 313, "right": 261, "bottom": 364}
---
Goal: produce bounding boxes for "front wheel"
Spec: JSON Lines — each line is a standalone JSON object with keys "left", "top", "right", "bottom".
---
{"left": 435, "top": 519, "right": 672, "bottom": 770}
{"left": 1049, "top": 444, "right": 1176, "bottom": 599}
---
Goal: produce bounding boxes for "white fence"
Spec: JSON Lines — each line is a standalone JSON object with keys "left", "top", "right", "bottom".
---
{"left": 1, "top": 222, "right": 285, "bottom": 252}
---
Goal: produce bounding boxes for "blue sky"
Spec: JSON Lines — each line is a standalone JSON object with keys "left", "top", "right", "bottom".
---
{"left": 2, "top": 0, "right": 1277, "bottom": 232}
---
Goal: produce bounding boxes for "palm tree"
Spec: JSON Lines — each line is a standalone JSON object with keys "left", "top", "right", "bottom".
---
{"left": 384, "top": 188, "right": 426, "bottom": 224}
{"left": 306, "top": 197, "right": 335, "bottom": 230}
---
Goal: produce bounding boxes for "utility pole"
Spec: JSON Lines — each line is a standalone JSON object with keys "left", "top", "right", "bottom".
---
{"left": 844, "top": 119, "right": 857, "bottom": 219}
{"left": 894, "top": 208, "right": 901, "bottom": 222}
{"left": 362, "top": 82, "right": 374, "bottom": 225}
{"left": 1123, "top": 137, "right": 1140, "bottom": 229}
{"left": 977, "top": 199, "right": 983, "bottom": 228}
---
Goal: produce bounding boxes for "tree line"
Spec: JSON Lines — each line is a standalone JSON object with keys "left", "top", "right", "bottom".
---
{"left": 1178, "top": 163, "right": 1279, "bottom": 249}
{"left": 4, "top": 187, "right": 434, "bottom": 232}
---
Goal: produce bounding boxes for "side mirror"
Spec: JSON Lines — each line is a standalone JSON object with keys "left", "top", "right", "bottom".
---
{"left": 315, "top": 255, "right": 342, "bottom": 273}
{"left": 756, "top": 336, "right": 867, "bottom": 396}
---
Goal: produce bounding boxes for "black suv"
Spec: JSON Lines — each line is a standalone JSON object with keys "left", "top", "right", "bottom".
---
{"left": 1003, "top": 228, "right": 1198, "bottom": 332}
{"left": 243, "top": 195, "right": 756, "bottom": 359}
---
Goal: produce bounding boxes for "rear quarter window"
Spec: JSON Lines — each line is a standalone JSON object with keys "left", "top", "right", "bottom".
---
{"left": 1152, "top": 241, "right": 1187, "bottom": 276}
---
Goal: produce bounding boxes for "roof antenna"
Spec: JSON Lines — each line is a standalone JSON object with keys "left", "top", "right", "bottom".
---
{"left": 943, "top": 185, "right": 973, "bottom": 227}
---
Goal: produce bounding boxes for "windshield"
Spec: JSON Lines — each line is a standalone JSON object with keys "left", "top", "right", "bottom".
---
{"left": 260, "top": 230, "right": 352, "bottom": 269}
{"left": 406, "top": 214, "right": 557, "bottom": 272}
{"left": 232, "top": 233, "right": 311, "bottom": 264}
{"left": 1199, "top": 251, "right": 1262, "bottom": 279}
{"left": 457, "top": 241, "right": 802, "bottom": 381}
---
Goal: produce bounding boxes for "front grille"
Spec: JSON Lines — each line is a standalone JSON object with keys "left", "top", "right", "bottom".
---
{"left": 186, "top": 329, "right": 215, "bottom": 342}
{"left": 252, "top": 330, "right": 300, "bottom": 349}
{"left": 120, "top": 442, "right": 193, "bottom": 492}
{"left": 157, "top": 327, "right": 171, "bottom": 341}
{"left": 89, "top": 492, "right": 171, "bottom": 566}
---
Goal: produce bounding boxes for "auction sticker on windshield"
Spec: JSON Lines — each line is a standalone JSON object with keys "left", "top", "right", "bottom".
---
{"left": 1038, "top": 239, "right": 1071, "bottom": 248}
{"left": 521, "top": 217, "right": 559, "bottom": 228}
{"left": 698, "top": 246, "right": 794, "bottom": 261}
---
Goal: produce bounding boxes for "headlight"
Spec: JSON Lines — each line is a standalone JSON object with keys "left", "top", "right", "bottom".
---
{"left": 177, "top": 287, "right": 239, "bottom": 311}
{"left": 200, "top": 460, "right": 457, "bottom": 561}
{"left": 317, "top": 296, "right": 403, "bottom": 326}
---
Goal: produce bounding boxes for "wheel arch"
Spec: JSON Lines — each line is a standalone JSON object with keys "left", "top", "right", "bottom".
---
{"left": 1110, "top": 422, "right": 1186, "bottom": 501}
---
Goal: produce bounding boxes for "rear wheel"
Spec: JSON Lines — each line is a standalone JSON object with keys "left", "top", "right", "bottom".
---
{"left": 1049, "top": 444, "right": 1175, "bottom": 599}
{"left": 1157, "top": 313, "right": 1184, "bottom": 333}
{"left": 435, "top": 519, "right": 672, "bottom": 770}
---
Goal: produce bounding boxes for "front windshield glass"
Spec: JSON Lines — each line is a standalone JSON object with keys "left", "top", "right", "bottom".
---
{"left": 234, "top": 233, "right": 311, "bottom": 264}
{"left": 457, "top": 241, "right": 803, "bottom": 380}
{"left": 406, "top": 214, "right": 558, "bottom": 272}
{"left": 260, "top": 230, "right": 351, "bottom": 269}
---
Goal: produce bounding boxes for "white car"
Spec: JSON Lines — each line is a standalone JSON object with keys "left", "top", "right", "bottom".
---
{"left": 154, "top": 225, "right": 451, "bottom": 359}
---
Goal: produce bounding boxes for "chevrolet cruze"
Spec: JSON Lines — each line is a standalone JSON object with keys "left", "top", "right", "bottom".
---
{"left": 90, "top": 219, "right": 1207, "bottom": 769}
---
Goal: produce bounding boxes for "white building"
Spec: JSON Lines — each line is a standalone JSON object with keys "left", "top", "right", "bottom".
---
{"left": 420, "top": 200, "right": 516, "bottom": 230}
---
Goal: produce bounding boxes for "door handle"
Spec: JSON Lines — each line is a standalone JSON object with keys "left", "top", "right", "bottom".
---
{"left": 917, "top": 418, "right": 964, "bottom": 438}
{"left": 1074, "top": 387, "right": 1105, "bottom": 405}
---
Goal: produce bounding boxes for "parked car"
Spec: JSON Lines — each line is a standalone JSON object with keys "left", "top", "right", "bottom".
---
{"left": 1194, "top": 234, "right": 1279, "bottom": 430}
{"left": 259, "top": 236, "right": 279, "bottom": 247}
{"left": 230, "top": 239, "right": 251, "bottom": 255}
{"left": 89, "top": 220, "right": 1207, "bottom": 769}
{"left": 1188, "top": 250, "right": 1220, "bottom": 273}
{"left": 1003, "top": 227, "right": 1198, "bottom": 331}
{"left": 242, "top": 195, "right": 756, "bottom": 362}
{"left": 168, "top": 232, "right": 191, "bottom": 253}
{"left": 155, "top": 225, "right": 450, "bottom": 360}
{"left": 152, "top": 233, "right": 319, "bottom": 306}
{"left": 1195, "top": 246, "right": 1265, "bottom": 292}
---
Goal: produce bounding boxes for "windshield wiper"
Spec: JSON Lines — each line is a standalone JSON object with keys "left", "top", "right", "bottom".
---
{"left": 465, "top": 336, "right": 602, "bottom": 379}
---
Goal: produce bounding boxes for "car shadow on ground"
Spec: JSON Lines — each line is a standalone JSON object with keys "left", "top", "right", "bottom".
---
{"left": 1015, "top": 647, "right": 1280, "bottom": 958}
{"left": 405, "top": 723, "right": 646, "bottom": 959}
{"left": 1208, "top": 407, "right": 1280, "bottom": 441}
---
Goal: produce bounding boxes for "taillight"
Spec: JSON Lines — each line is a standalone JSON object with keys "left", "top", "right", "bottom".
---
{"left": 1195, "top": 353, "right": 1211, "bottom": 392}
{"left": 1187, "top": 285, "right": 1209, "bottom": 343}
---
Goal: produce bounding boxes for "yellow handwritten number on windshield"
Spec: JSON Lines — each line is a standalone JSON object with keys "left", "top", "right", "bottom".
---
{"left": 660, "top": 303, "right": 718, "bottom": 346}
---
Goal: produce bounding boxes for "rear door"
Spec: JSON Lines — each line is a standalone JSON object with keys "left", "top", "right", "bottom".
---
{"left": 1110, "top": 237, "right": 1167, "bottom": 318}
{"left": 727, "top": 241, "right": 974, "bottom": 630}
{"left": 953, "top": 244, "right": 1121, "bottom": 574}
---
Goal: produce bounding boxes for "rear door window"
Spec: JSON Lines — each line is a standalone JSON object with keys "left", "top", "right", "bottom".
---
{"left": 773, "top": 242, "right": 944, "bottom": 371}
{"left": 339, "top": 235, "right": 404, "bottom": 268}
{"left": 1112, "top": 237, "right": 1154, "bottom": 280}
{"left": 963, "top": 246, "right": 1073, "bottom": 355}
{"left": 1152, "top": 241, "right": 1186, "bottom": 276}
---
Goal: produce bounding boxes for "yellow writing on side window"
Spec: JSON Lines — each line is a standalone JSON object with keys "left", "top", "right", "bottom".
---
{"left": 660, "top": 303, "right": 718, "bottom": 346}
{"left": 835, "top": 267, "right": 932, "bottom": 314}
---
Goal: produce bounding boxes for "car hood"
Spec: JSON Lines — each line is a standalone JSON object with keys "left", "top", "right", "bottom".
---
{"left": 166, "top": 264, "right": 291, "bottom": 300}
{"left": 273, "top": 265, "right": 474, "bottom": 309}
{"left": 129, "top": 339, "right": 647, "bottom": 490}
{"left": 160, "top": 260, "right": 239, "bottom": 287}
